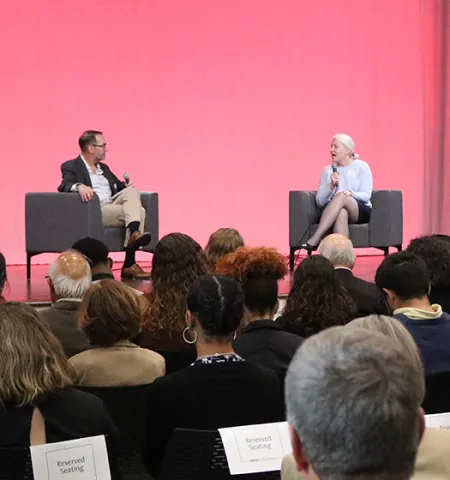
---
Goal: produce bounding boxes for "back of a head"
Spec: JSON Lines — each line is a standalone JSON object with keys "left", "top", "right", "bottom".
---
{"left": 205, "top": 228, "right": 245, "bottom": 268}
{"left": 406, "top": 236, "right": 450, "bottom": 287}
{"left": 215, "top": 246, "right": 287, "bottom": 315}
{"left": 146, "top": 233, "right": 212, "bottom": 332}
{"left": 375, "top": 251, "right": 430, "bottom": 300}
{"left": 318, "top": 234, "right": 355, "bottom": 269}
{"left": 72, "top": 237, "right": 109, "bottom": 268}
{"left": 286, "top": 327, "right": 423, "bottom": 480}
{"left": 49, "top": 250, "right": 92, "bottom": 299}
{"left": 80, "top": 279, "right": 146, "bottom": 346}
{"left": 0, "top": 302, "right": 73, "bottom": 406}
{"left": 347, "top": 315, "right": 425, "bottom": 401}
{"left": 187, "top": 275, "right": 244, "bottom": 338}
{"left": 0, "top": 252, "right": 6, "bottom": 295}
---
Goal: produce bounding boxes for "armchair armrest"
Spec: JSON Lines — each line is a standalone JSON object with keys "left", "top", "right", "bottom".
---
{"left": 25, "top": 193, "right": 105, "bottom": 253}
{"left": 289, "top": 191, "right": 320, "bottom": 247}
{"left": 369, "top": 190, "right": 403, "bottom": 248}
{"left": 140, "top": 192, "right": 159, "bottom": 252}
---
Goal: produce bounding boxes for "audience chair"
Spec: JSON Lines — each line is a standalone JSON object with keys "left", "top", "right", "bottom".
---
{"left": 0, "top": 448, "right": 34, "bottom": 480}
{"left": 25, "top": 192, "right": 159, "bottom": 279}
{"left": 289, "top": 190, "right": 403, "bottom": 270}
{"left": 158, "top": 428, "right": 280, "bottom": 480}
{"left": 423, "top": 371, "right": 450, "bottom": 414}
{"left": 77, "top": 384, "right": 152, "bottom": 480}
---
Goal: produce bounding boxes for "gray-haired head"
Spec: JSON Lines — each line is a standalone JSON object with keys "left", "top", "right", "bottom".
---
{"left": 285, "top": 326, "right": 424, "bottom": 480}
{"left": 318, "top": 234, "right": 355, "bottom": 269}
{"left": 48, "top": 250, "right": 92, "bottom": 300}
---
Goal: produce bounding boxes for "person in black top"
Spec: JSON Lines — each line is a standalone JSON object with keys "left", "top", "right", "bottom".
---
{"left": 216, "top": 246, "right": 303, "bottom": 381}
{"left": 143, "top": 275, "right": 284, "bottom": 477}
{"left": 0, "top": 302, "right": 122, "bottom": 480}
{"left": 0, "top": 251, "right": 7, "bottom": 303}
{"left": 406, "top": 235, "right": 450, "bottom": 314}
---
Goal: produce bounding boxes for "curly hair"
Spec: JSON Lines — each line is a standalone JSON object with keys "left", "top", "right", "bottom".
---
{"left": 205, "top": 228, "right": 244, "bottom": 269}
{"left": 216, "top": 246, "right": 287, "bottom": 315}
{"left": 406, "top": 236, "right": 450, "bottom": 287}
{"left": 282, "top": 256, "right": 356, "bottom": 337}
{"left": 144, "top": 233, "right": 212, "bottom": 335}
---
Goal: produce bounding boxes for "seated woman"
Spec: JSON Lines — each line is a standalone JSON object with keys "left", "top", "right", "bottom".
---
{"left": 139, "top": 233, "right": 212, "bottom": 371}
{"left": 70, "top": 280, "right": 165, "bottom": 387}
{"left": 302, "top": 133, "right": 373, "bottom": 251}
{"left": 277, "top": 256, "right": 357, "bottom": 337}
{"left": 216, "top": 246, "right": 303, "bottom": 381}
{"left": 0, "top": 252, "right": 7, "bottom": 303}
{"left": 204, "top": 227, "right": 244, "bottom": 269}
{"left": 143, "top": 275, "right": 284, "bottom": 477}
{"left": 0, "top": 302, "right": 121, "bottom": 479}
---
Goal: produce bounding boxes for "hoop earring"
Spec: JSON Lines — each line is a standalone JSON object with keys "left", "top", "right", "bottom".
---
{"left": 183, "top": 327, "right": 197, "bottom": 344}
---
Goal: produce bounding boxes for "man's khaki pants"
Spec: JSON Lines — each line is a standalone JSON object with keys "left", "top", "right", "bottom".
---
{"left": 101, "top": 187, "right": 145, "bottom": 247}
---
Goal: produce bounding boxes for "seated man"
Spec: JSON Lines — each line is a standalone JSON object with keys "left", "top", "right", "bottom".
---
{"left": 58, "top": 130, "right": 151, "bottom": 279}
{"left": 375, "top": 251, "right": 450, "bottom": 376}
{"left": 318, "top": 234, "right": 386, "bottom": 316}
{"left": 39, "top": 250, "right": 92, "bottom": 358}
{"left": 285, "top": 326, "right": 425, "bottom": 480}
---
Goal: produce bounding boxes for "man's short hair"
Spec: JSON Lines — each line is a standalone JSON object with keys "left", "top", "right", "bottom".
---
{"left": 78, "top": 130, "right": 102, "bottom": 151}
{"left": 375, "top": 251, "right": 430, "bottom": 300}
{"left": 318, "top": 235, "right": 355, "bottom": 269}
{"left": 286, "top": 327, "right": 423, "bottom": 480}
{"left": 72, "top": 237, "right": 109, "bottom": 267}
{"left": 49, "top": 252, "right": 92, "bottom": 299}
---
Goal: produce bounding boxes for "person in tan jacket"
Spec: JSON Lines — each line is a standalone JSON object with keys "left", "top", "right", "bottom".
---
{"left": 70, "top": 280, "right": 165, "bottom": 387}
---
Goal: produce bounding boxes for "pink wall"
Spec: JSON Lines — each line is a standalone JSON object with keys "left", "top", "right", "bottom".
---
{"left": 0, "top": 0, "right": 424, "bottom": 265}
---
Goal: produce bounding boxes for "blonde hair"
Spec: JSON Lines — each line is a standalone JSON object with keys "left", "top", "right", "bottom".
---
{"left": 347, "top": 315, "right": 425, "bottom": 402}
{"left": 80, "top": 280, "right": 148, "bottom": 346}
{"left": 205, "top": 228, "right": 244, "bottom": 269}
{"left": 0, "top": 302, "right": 74, "bottom": 406}
{"left": 333, "top": 133, "right": 359, "bottom": 159}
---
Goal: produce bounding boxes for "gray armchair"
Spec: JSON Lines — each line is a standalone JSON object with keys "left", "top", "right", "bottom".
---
{"left": 289, "top": 190, "right": 403, "bottom": 271}
{"left": 25, "top": 192, "right": 159, "bottom": 278}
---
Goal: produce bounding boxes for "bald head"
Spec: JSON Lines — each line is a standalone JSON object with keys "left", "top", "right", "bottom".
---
{"left": 318, "top": 234, "right": 355, "bottom": 269}
{"left": 48, "top": 251, "right": 92, "bottom": 300}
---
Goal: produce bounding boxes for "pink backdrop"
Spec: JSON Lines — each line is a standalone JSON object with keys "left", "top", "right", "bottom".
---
{"left": 0, "top": 0, "right": 425, "bottom": 265}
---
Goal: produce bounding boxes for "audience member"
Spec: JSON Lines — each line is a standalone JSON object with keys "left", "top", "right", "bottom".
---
{"left": 70, "top": 280, "right": 165, "bottom": 387}
{"left": 278, "top": 256, "right": 357, "bottom": 337}
{"left": 39, "top": 251, "right": 92, "bottom": 358}
{"left": 406, "top": 235, "right": 450, "bottom": 313}
{"left": 216, "top": 246, "right": 303, "bottom": 380}
{"left": 205, "top": 227, "right": 244, "bottom": 269}
{"left": 285, "top": 326, "right": 424, "bottom": 480}
{"left": 0, "top": 302, "right": 121, "bottom": 479}
{"left": 375, "top": 251, "right": 450, "bottom": 376}
{"left": 0, "top": 252, "right": 7, "bottom": 303}
{"left": 318, "top": 234, "right": 385, "bottom": 315}
{"left": 143, "top": 275, "right": 284, "bottom": 477}
{"left": 72, "top": 237, "right": 114, "bottom": 282}
{"left": 139, "top": 233, "right": 212, "bottom": 354}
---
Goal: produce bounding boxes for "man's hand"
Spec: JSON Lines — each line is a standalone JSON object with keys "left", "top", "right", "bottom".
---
{"left": 78, "top": 184, "right": 95, "bottom": 202}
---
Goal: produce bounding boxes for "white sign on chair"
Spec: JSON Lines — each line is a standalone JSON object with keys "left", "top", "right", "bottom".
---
{"left": 30, "top": 435, "right": 111, "bottom": 480}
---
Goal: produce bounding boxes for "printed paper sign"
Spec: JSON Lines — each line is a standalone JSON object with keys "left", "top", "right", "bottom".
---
{"left": 219, "top": 422, "right": 292, "bottom": 475}
{"left": 30, "top": 435, "right": 111, "bottom": 480}
{"left": 425, "top": 412, "right": 450, "bottom": 430}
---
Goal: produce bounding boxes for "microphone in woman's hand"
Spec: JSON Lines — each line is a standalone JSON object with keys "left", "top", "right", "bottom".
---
{"left": 123, "top": 173, "right": 131, "bottom": 185}
{"left": 332, "top": 163, "right": 338, "bottom": 173}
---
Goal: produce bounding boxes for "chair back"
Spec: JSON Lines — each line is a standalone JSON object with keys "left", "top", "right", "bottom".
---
{"left": 158, "top": 428, "right": 280, "bottom": 480}
{"left": 423, "top": 371, "right": 450, "bottom": 414}
{"left": 0, "top": 448, "right": 34, "bottom": 480}
{"left": 77, "top": 384, "right": 151, "bottom": 477}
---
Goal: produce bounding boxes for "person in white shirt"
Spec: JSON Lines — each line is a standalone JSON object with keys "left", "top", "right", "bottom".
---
{"left": 58, "top": 130, "right": 151, "bottom": 279}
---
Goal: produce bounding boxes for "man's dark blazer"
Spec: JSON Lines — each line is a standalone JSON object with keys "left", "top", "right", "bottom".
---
{"left": 335, "top": 268, "right": 387, "bottom": 316}
{"left": 57, "top": 156, "right": 126, "bottom": 195}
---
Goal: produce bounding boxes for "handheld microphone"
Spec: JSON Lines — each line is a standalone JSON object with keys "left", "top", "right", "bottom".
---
{"left": 332, "top": 163, "right": 338, "bottom": 173}
{"left": 123, "top": 173, "right": 131, "bottom": 185}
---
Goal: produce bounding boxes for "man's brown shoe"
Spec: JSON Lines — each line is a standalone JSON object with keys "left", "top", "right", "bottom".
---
{"left": 128, "top": 231, "right": 151, "bottom": 249}
{"left": 121, "top": 264, "right": 151, "bottom": 279}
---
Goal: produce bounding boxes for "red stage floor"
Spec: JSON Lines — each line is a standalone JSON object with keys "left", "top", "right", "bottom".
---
{"left": 5, "top": 255, "right": 385, "bottom": 304}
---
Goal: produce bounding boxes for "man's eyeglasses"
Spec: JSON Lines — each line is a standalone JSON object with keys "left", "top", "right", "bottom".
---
{"left": 92, "top": 143, "right": 107, "bottom": 149}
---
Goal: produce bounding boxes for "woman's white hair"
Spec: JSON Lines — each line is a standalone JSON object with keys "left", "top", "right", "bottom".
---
{"left": 333, "top": 133, "right": 359, "bottom": 159}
